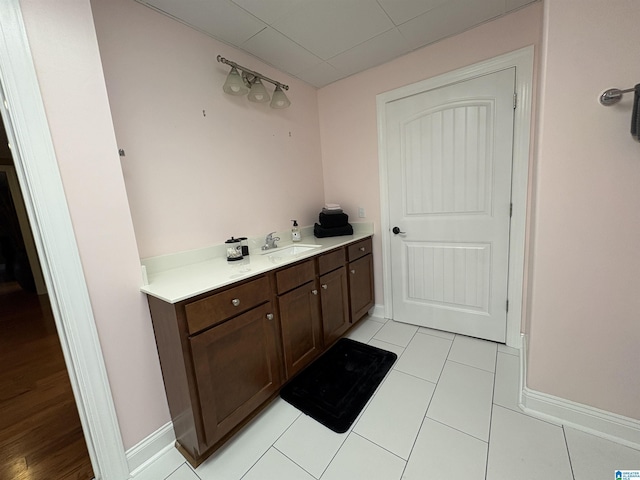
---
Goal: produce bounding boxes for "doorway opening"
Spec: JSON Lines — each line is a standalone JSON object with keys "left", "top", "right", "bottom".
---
{"left": 0, "top": 118, "right": 93, "bottom": 479}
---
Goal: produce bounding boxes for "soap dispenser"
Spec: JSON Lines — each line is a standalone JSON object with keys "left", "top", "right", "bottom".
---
{"left": 291, "top": 220, "right": 301, "bottom": 242}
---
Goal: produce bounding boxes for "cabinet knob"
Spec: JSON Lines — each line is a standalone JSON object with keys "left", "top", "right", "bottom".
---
{"left": 311, "top": 289, "right": 318, "bottom": 295}
{"left": 231, "top": 298, "right": 240, "bottom": 307}
{"left": 266, "top": 313, "right": 274, "bottom": 320}
{"left": 359, "top": 246, "right": 365, "bottom": 252}
{"left": 351, "top": 269, "right": 356, "bottom": 274}
{"left": 321, "top": 284, "right": 328, "bottom": 289}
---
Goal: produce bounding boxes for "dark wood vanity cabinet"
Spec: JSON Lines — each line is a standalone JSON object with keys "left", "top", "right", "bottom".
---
{"left": 317, "top": 248, "right": 350, "bottom": 344}
{"left": 146, "top": 235, "right": 374, "bottom": 467}
{"left": 347, "top": 238, "right": 375, "bottom": 323}
{"left": 190, "top": 302, "right": 281, "bottom": 448}
{"left": 276, "top": 259, "right": 323, "bottom": 379}
{"left": 147, "top": 275, "right": 283, "bottom": 466}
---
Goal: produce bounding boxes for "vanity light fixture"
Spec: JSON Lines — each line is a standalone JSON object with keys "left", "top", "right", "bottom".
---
{"left": 217, "top": 55, "right": 291, "bottom": 108}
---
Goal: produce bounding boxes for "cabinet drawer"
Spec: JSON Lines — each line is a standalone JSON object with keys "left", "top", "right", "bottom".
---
{"left": 347, "top": 237, "right": 372, "bottom": 261}
{"left": 317, "top": 248, "right": 346, "bottom": 276}
{"left": 185, "top": 276, "right": 270, "bottom": 335}
{"left": 275, "top": 259, "right": 315, "bottom": 295}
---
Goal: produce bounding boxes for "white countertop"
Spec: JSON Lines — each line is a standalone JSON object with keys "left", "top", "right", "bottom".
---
{"left": 140, "top": 223, "right": 374, "bottom": 304}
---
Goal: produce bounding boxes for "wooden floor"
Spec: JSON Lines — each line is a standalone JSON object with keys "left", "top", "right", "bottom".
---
{"left": 0, "top": 282, "right": 94, "bottom": 480}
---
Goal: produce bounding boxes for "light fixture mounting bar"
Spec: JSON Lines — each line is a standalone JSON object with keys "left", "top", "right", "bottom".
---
{"left": 217, "top": 55, "right": 289, "bottom": 91}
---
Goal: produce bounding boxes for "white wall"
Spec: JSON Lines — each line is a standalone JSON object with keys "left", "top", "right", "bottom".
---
{"left": 527, "top": 0, "right": 640, "bottom": 420}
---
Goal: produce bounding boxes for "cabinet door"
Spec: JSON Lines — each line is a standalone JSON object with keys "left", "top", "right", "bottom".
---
{"left": 348, "top": 254, "right": 374, "bottom": 323}
{"left": 278, "top": 282, "right": 322, "bottom": 379}
{"left": 190, "top": 302, "right": 281, "bottom": 446}
{"left": 320, "top": 266, "right": 350, "bottom": 345}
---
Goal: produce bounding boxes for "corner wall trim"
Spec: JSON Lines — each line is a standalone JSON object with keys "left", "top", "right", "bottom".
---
{"left": 519, "top": 334, "right": 640, "bottom": 450}
{"left": 127, "top": 422, "right": 176, "bottom": 476}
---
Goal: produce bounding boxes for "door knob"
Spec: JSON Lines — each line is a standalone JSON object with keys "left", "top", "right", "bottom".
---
{"left": 392, "top": 226, "right": 406, "bottom": 235}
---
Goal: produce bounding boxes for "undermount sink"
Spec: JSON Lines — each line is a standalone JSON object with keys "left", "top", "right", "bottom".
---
{"left": 261, "top": 244, "right": 321, "bottom": 258}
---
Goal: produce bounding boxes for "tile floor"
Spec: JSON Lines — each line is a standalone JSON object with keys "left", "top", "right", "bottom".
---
{"left": 135, "top": 316, "right": 640, "bottom": 480}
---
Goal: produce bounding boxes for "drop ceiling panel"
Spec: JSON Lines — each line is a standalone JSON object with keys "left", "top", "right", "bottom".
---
{"left": 272, "top": 0, "right": 395, "bottom": 60}
{"left": 399, "top": 0, "right": 504, "bottom": 50}
{"left": 295, "top": 62, "right": 342, "bottom": 88}
{"left": 142, "top": 0, "right": 266, "bottom": 45}
{"left": 242, "top": 27, "right": 323, "bottom": 76}
{"left": 506, "top": 0, "right": 538, "bottom": 11}
{"left": 376, "top": 0, "right": 451, "bottom": 26}
{"left": 328, "top": 28, "right": 412, "bottom": 78}
{"left": 135, "top": 0, "right": 540, "bottom": 88}
{"left": 230, "top": 0, "right": 308, "bottom": 25}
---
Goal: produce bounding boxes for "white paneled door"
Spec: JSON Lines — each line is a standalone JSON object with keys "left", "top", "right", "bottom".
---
{"left": 386, "top": 68, "right": 515, "bottom": 342}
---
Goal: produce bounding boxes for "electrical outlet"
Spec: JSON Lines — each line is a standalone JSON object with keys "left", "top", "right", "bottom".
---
{"left": 358, "top": 207, "right": 365, "bottom": 218}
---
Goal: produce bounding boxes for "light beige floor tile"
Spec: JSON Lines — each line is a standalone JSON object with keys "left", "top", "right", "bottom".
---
{"left": 427, "top": 361, "right": 494, "bottom": 441}
{"left": 486, "top": 405, "right": 573, "bottom": 480}
{"left": 393, "top": 332, "right": 451, "bottom": 383}
{"left": 320, "top": 433, "right": 405, "bottom": 480}
{"left": 497, "top": 343, "right": 520, "bottom": 356}
{"left": 564, "top": 426, "right": 640, "bottom": 480}
{"left": 165, "top": 464, "right": 199, "bottom": 480}
{"left": 242, "top": 448, "right": 315, "bottom": 480}
{"left": 346, "top": 317, "right": 385, "bottom": 343}
{"left": 403, "top": 418, "right": 487, "bottom": 480}
{"left": 418, "top": 326, "right": 456, "bottom": 340}
{"left": 274, "top": 413, "right": 349, "bottom": 478}
{"left": 493, "top": 351, "right": 520, "bottom": 412}
{"left": 354, "top": 370, "right": 435, "bottom": 459}
{"left": 371, "top": 320, "right": 418, "bottom": 347}
{"left": 448, "top": 334, "right": 497, "bottom": 372}
{"left": 368, "top": 338, "right": 406, "bottom": 358}
{"left": 195, "top": 399, "right": 300, "bottom": 480}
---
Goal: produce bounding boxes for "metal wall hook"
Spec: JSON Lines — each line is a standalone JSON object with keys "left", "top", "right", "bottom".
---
{"left": 600, "top": 87, "right": 636, "bottom": 106}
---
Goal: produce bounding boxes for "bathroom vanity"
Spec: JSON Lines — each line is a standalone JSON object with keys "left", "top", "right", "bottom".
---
{"left": 141, "top": 228, "right": 374, "bottom": 466}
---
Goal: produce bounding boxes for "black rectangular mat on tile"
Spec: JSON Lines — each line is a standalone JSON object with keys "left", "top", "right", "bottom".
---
{"left": 280, "top": 338, "right": 397, "bottom": 433}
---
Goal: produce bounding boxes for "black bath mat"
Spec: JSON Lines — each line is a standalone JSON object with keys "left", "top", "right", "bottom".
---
{"left": 280, "top": 338, "right": 397, "bottom": 433}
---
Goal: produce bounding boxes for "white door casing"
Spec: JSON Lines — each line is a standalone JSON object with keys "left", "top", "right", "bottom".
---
{"left": 377, "top": 46, "right": 534, "bottom": 348}
{"left": 386, "top": 68, "right": 515, "bottom": 342}
{"left": 0, "top": 2, "right": 130, "bottom": 479}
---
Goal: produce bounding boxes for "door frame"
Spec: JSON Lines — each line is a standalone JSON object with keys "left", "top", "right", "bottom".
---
{"left": 0, "top": 2, "right": 130, "bottom": 479}
{"left": 376, "top": 46, "right": 534, "bottom": 348}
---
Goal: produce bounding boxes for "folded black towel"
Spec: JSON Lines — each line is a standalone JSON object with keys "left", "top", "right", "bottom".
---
{"left": 632, "top": 84, "right": 640, "bottom": 142}
{"left": 319, "top": 212, "right": 349, "bottom": 228}
{"left": 314, "top": 223, "right": 353, "bottom": 238}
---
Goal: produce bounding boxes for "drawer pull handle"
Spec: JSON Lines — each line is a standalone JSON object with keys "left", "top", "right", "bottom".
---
{"left": 359, "top": 246, "right": 366, "bottom": 252}
{"left": 351, "top": 269, "right": 356, "bottom": 274}
{"left": 311, "top": 289, "right": 318, "bottom": 295}
{"left": 321, "top": 284, "right": 328, "bottom": 289}
{"left": 231, "top": 298, "right": 240, "bottom": 307}
{"left": 266, "top": 313, "right": 274, "bottom": 320}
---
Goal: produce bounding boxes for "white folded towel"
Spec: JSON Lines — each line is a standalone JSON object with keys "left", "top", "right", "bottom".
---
{"left": 324, "top": 203, "right": 342, "bottom": 210}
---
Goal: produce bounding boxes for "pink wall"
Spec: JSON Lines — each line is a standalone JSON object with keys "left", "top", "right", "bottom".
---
{"left": 527, "top": 0, "right": 640, "bottom": 420}
{"left": 20, "top": 0, "right": 325, "bottom": 450}
{"left": 317, "top": 3, "right": 543, "bottom": 310}
{"left": 18, "top": 0, "right": 170, "bottom": 448}
{"left": 91, "top": 0, "right": 325, "bottom": 259}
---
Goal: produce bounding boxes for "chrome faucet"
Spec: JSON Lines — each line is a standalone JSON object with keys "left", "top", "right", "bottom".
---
{"left": 262, "top": 232, "right": 280, "bottom": 250}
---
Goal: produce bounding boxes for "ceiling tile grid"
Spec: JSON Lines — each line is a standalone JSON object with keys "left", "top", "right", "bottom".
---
{"left": 136, "top": 0, "right": 539, "bottom": 88}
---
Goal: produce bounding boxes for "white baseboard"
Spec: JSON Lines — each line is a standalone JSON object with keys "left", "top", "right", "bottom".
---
{"left": 371, "top": 304, "right": 386, "bottom": 319}
{"left": 126, "top": 421, "right": 176, "bottom": 476}
{"left": 519, "top": 334, "right": 640, "bottom": 450}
